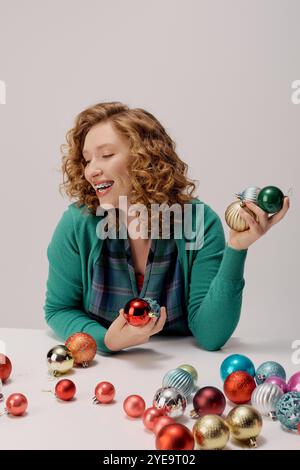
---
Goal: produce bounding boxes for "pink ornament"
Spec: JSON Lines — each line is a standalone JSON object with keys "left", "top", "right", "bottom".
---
{"left": 265, "top": 376, "right": 288, "bottom": 393}
{"left": 93, "top": 382, "right": 115, "bottom": 404}
{"left": 123, "top": 395, "right": 146, "bottom": 418}
{"left": 287, "top": 372, "right": 300, "bottom": 393}
{"left": 143, "top": 407, "right": 164, "bottom": 431}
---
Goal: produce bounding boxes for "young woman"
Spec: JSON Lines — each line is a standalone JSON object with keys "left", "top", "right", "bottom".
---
{"left": 44, "top": 102, "right": 290, "bottom": 354}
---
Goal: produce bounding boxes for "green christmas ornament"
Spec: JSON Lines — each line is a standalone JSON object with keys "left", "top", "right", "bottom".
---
{"left": 257, "top": 186, "right": 284, "bottom": 214}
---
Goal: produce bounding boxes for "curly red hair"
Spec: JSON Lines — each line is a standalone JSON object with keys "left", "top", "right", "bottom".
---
{"left": 59, "top": 101, "right": 199, "bottom": 234}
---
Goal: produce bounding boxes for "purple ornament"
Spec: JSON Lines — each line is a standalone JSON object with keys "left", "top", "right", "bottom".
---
{"left": 265, "top": 376, "right": 288, "bottom": 393}
{"left": 287, "top": 371, "right": 300, "bottom": 393}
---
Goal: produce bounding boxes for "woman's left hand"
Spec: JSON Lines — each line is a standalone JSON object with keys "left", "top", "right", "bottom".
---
{"left": 227, "top": 196, "right": 290, "bottom": 250}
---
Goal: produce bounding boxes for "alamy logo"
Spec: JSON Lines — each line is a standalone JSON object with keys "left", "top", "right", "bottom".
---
{"left": 95, "top": 197, "right": 205, "bottom": 250}
{"left": 0, "top": 80, "right": 6, "bottom": 104}
{"left": 291, "top": 339, "right": 300, "bottom": 365}
{"left": 291, "top": 80, "right": 300, "bottom": 104}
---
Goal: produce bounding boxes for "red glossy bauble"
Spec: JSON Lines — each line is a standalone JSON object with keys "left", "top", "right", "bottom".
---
{"left": 123, "top": 395, "right": 146, "bottom": 418}
{"left": 191, "top": 386, "right": 226, "bottom": 418}
{"left": 156, "top": 423, "right": 194, "bottom": 450}
{"left": 143, "top": 406, "right": 164, "bottom": 431}
{"left": 123, "top": 298, "right": 152, "bottom": 327}
{"left": 0, "top": 354, "right": 12, "bottom": 383}
{"left": 298, "top": 422, "right": 300, "bottom": 434}
{"left": 55, "top": 379, "right": 76, "bottom": 401}
{"left": 224, "top": 371, "right": 256, "bottom": 404}
{"left": 94, "top": 381, "right": 115, "bottom": 404}
{"left": 153, "top": 416, "right": 176, "bottom": 436}
{"left": 65, "top": 332, "right": 97, "bottom": 366}
{"left": 6, "top": 393, "right": 28, "bottom": 416}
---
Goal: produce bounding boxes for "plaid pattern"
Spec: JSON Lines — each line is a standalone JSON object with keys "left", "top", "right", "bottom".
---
{"left": 88, "top": 230, "right": 190, "bottom": 334}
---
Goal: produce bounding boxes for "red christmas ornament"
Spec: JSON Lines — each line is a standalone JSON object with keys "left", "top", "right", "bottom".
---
{"left": 93, "top": 381, "right": 115, "bottom": 404}
{"left": 0, "top": 354, "right": 12, "bottom": 383}
{"left": 224, "top": 371, "right": 256, "bottom": 404}
{"left": 123, "top": 395, "right": 146, "bottom": 418}
{"left": 153, "top": 416, "right": 175, "bottom": 436}
{"left": 65, "top": 332, "right": 97, "bottom": 367}
{"left": 156, "top": 423, "right": 194, "bottom": 450}
{"left": 298, "top": 422, "right": 300, "bottom": 434}
{"left": 55, "top": 379, "right": 76, "bottom": 401}
{"left": 6, "top": 393, "right": 28, "bottom": 416}
{"left": 123, "top": 298, "right": 152, "bottom": 327}
{"left": 143, "top": 406, "right": 164, "bottom": 431}
{"left": 190, "top": 386, "right": 226, "bottom": 418}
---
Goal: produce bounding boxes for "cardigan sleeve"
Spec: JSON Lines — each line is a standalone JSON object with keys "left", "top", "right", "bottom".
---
{"left": 43, "top": 207, "right": 114, "bottom": 354}
{"left": 187, "top": 205, "right": 248, "bottom": 351}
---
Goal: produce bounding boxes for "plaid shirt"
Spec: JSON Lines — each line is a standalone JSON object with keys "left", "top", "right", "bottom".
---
{"left": 88, "top": 231, "right": 191, "bottom": 335}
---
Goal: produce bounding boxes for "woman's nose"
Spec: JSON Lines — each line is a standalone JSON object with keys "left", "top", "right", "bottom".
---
{"left": 89, "top": 166, "right": 104, "bottom": 179}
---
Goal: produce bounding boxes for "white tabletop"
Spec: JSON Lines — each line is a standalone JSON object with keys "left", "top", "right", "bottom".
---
{"left": 0, "top": 328, "right": 299, "bottom": 450}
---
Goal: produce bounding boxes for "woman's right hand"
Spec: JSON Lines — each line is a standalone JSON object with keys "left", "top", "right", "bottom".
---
{"left": 104, "top": 307, "right": 167, "bottom": 352}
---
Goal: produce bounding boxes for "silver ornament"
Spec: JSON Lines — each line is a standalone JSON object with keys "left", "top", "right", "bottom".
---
{"left": 235, "top": 186, "right": 261, "bottom": 203}
{"left": 153, "top": 387, "right": 187, "bottom": 418}
{"left": 162, "top": 368, "right": 194, "bottom": 400}
{"left": 251, "top": 383, "right": 283, "bottom": 420}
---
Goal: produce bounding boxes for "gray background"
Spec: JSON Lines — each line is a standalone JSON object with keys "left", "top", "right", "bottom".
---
{"left": 0, "top": 0, "right": 299, "bottom": 338}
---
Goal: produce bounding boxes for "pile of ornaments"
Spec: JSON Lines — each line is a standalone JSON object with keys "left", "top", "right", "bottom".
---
{"left": 225, "top": 185, "right": 285, "bottom": 231}
{"left": 2, "top": 334, "right": 300, "bottom": 451}
{"left": 122, "top": 356, "right": 300, "bottom": 450}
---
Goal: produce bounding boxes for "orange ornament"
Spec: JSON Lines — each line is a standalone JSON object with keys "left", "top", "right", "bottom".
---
{"left": 156, "top": 423, "right": 194, "bottom": 450}
{"left": 224, "top": 371, "right": 256, "bottom": 404}
{"left": 65, "top": 332, "right": 97, "bottom": 367}
{"left": 143, "top": 407, "right": 164, "bottom": 431}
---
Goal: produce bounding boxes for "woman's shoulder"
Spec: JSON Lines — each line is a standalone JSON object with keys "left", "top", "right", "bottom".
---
{"left": 188, "top": 197, "right": 223, "bottom": 227}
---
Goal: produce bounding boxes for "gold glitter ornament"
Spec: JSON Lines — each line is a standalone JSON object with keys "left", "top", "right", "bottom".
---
{"left": 226, "top": 405, "right": 263, "bottom": 448}
{"left": 193, "top": 415, "right": 230, "bottom": 450}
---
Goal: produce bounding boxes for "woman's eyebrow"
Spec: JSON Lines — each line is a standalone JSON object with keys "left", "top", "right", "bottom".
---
{"left": 82, "top": 143, "right": 115, "bottom": 156}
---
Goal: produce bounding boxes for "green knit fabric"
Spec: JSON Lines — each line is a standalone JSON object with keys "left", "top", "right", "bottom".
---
{"left": 44, "top": 199, "right": 247, "bottom": 354}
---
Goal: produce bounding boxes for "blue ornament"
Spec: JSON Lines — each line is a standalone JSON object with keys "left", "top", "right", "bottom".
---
{"left": 255, "top": 361, "right": 286, "bottom": 385}
{"left": 220, "top": 354, "right": 255, "bottom": 381}
{"left": 275, "top": 392, "right": 300, "bottom": 431}
{"left": 162, "top": 368, "right": 194, "bottom": 400}
{"left": 142, "top": 297, "right": 160, "bottom": 318}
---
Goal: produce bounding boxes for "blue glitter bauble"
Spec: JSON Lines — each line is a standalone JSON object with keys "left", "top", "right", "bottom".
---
{"left": 275, "top": 392, "right": 300, "bottom": 431}
{"left": 220, "top": 354, "right": 255, "bottom": 381}
{"left": 255, "top": 361, "right": 286, "bottom": 385}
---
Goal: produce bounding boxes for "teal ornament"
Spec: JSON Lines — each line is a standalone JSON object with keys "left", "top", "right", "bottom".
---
{"left": 275, "top": 392, "right": 300, "bottom": 431}
{"left": 235, "top": 186, "right": 261, "bottom": 203}
{"left": 142, "top": 297, "right": 160, "bottom": 318}
{"left": 162, "top": 368, "right": 194, "bottom": 400}
{"left": 257, "top": 186, "right": 284, "bottom": 214}
{"left": 255, "top": 361, "right": 286, "bottom": 385}
{"left": 220, "top": 354, "right": 255, "bottom": 381}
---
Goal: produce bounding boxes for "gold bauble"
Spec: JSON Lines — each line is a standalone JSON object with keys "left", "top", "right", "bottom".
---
{"left": 226, "top": 405, "right": 263, "bottom": 448}
{"left": 47, "top": 345, "right": 74, "bottom": 377}
{"left": 225, "top": 200, "right": 258, "bottom": 232}
{"left": 177, "top": 364, "right": 198, "bottom": 383}
{"left": 193, "top": 415, "right": 230, "bottom": 450}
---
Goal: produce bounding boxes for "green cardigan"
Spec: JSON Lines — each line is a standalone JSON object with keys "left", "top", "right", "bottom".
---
{"left": 44, "top": 199, "right": 247, "bottom": 354}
